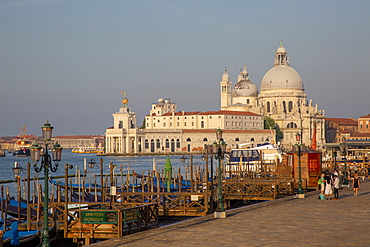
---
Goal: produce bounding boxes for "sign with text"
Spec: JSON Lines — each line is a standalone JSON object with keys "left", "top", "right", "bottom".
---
{"left": 123, "top": 209, "right": 141, "bottom": 223}
{"left": 81, "top": 210, "right": 118, "bottom": 224}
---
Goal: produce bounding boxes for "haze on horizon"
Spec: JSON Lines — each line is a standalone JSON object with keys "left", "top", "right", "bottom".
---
{"left": 0, "top": 0, "right": 369, "bottom": 137}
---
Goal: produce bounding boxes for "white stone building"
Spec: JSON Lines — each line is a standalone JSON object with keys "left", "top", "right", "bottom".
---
{"left": 221, "top": 41, "right": 326, "bottom": 148}
{"left": 105, "top": 98, "right": 273, "bottom": 154}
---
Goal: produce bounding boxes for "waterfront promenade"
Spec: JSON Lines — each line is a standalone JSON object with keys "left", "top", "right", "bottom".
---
{"left": 91, "top": 180, "right": 370, "bottom": 247}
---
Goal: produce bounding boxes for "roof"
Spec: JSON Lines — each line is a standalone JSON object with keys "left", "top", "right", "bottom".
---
{"left": 359, "top": 114, "right": 370, "bottom": 119}
{"left": 150, "top": 110, "right": 262, "bottom": 117}
{"left": 325, "top": 118, "right": 358, "bottom": 126}
{"left": 350, "top": 132, "right": 370, "bottom": 138}
{"left": 182, "top": 129, "right": 271, "bottom": 134}
{"left": 54, "top": 135, "right": 104, "bottom": 139}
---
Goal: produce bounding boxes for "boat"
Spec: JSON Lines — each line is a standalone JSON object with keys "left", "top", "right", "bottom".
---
{"left": 13, "top": 139, "right": 32, "bottom": 157}
{"left": 71, "top": 147, "right": 104, "bottom": 154}
{"left": 226, "top": 143, "right": 285, "bottom": 174}
{"left": 0, "top": 149, "right": 5, "bottom": 157}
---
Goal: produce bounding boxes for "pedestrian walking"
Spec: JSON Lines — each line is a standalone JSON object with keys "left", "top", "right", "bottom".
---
{"left": 353, "top": 173, "right": 360, "bottom": 196}
{"left": 324, "top": 173, "right": 333, "bottom": 200}
{"left": 333, "top": 174, "right": 340, "bottom": 200}
{"left": 318, "top": 173, "right": 326, "bottom": 199}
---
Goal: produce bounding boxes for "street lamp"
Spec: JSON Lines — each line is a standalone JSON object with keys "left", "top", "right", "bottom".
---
{"left": 295, "top": 133, "right": 305, "bottom": 198}
{"left": 340, "top": 137, "right": 349, "bottom": 186}
{"left": 29, "top": 121, "right": 63, "bottom": 247}
{"left": 87, "top": 159, "right": 96, "bottom": 193}
{"left": 212, "top": 128, "right": 227, "bottom": 218}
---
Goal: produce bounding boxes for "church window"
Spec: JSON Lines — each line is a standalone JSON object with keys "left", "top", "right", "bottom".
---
{"left": 153, "top": 123, "right": 156, "bottom": 127}
{"left": 163, "top": 123, "right": 166, "bottom": 127}
{"left": 186, "top": 138, "right": 191, "bottom": 142}
{"left": 267, "top": 102, "right": 271, "bottom": 112}
{"left": 147, "top": 123, "right": 149, "bottom": 128}
{"left": 203, "top": 138, "right": 208, "bottom": 141}
{"left": 184, "top": 122, "right": 187, "bottom": 126}
{"left": 288, "top": 101, "right": 293, "bottom": 112}
{"left": 201, "top": 121, "right": 204, "bottom": 128}
{"left": 177, "top": 122, "right": 179, "bottom": 126}
{"left": 170, "top": 123, "right": 172, "bottom": 127}
{"left": 144, "top": 139, "right": 149, "bottom": 149}
{"left": 166, "top": 139, "right": 169, "bottom": 148}
{"left": 118, "top": 121, "right": 123, "bottom": 129}
{"left": 287, "top": 122, "right": 298, "bottom": 128}
{"left": 192, "top": 122, "right": 194, "bottom": 126}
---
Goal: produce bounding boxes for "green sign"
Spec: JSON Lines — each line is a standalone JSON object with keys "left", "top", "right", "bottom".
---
{"left": 123, "top": 209, "right": 141, "bottom": 223}
{"left": 81, "top": 210, "right": 118, "bottom": 224}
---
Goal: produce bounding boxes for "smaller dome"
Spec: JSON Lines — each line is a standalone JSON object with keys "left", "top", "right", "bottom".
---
{"left": 158, "top": 98, "right": 164, "bottom": 103}
{"left": 276, "top": 46, "right": 286, "bottom": 53}
{"left": 222, "top": 69, "right": 230, "bottom": 81}
{"left": 232, "top": 80, "right": 258, "bottom": 97}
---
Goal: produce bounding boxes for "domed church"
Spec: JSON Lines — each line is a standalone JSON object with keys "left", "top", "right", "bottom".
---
{"left": 221, "top": 41, "right": 326, "bottom": 148}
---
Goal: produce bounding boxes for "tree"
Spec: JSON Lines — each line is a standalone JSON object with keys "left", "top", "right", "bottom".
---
{"left": 264, "top": 117, "right": 283, "bottom": 142}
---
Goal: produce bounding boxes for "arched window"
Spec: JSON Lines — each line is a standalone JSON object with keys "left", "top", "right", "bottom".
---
{"left": 266, "top": 138, "right": 269, "bottom": 142}
{"left": 288, "top": 101, "right": 293, "bottom": 112}
{"left": 186, "top": 138, "right": 191, "bottom": 142}
{"left": 203, "top": 138, "right": 208, "bottom": 142}
{"left": 283, "top": 101, "right": 286, "bottom": 113}
{"left": 156, "top": 139, "right": 161, "bottom": 149}
{"left": 235, "top": 138, "right": 240, "bottom": 141}
{"left": 201, "top": 121, "right": 204, "bottom": 128}
{"left": 171, "top": 139, "right": 175, "bottom": 152}
{"left": 150, "top": 139, "right": 155, "bottom": 152}
{"left": 287, "top": 122, "right": 298, "bottom": 128}
{"left": 176, "top": 139, "right": 180, "bottom": 148}
{"left": 165, "top": 139, "right": 169, "bottom": 148}
{"left": 250, "top": 138, "right": 255, "bottom": 141}
{"left": 267, "top": 102, "right": 271, "bottom": 112}
{"left": 144, "top": 139, "right": 149, "bottom": 149}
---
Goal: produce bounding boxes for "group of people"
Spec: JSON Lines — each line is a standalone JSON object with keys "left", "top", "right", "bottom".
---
{"left": 318, "top": 170, "right": 361, "bottom": 200}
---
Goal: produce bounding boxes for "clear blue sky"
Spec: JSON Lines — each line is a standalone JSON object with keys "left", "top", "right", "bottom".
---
{"left": 1, "top": 0, "right": 369, "bottom": 137}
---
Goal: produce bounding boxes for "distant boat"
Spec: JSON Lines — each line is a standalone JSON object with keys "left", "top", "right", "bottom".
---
{"left": 0, "top": 150, "right": 5, "bottom": 157}
{"left": 71, "top": 147, "right": 104, "bottom": 154}
{"left": 13, "top": 139, "right": 32, "bottom": 157}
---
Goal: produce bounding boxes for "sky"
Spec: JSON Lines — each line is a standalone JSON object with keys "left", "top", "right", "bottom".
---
{"left": 0, "top": 0, "right": 369, "bottom": 137}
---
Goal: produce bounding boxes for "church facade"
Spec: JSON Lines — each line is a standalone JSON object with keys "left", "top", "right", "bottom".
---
{"left": 105, "top": 98, "right": 273, "bottom": 155}
{"left": 220, "top": 41, "right": 326, "bottom": 148}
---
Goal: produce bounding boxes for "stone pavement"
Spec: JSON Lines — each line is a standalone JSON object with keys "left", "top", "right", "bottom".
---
{"left": 91, "top": 180, "right": 370, "bottom": 247}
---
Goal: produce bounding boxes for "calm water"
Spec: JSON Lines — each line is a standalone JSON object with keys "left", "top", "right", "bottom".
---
{"left": 0, "top": 150, "right": 207, "bottom": 196}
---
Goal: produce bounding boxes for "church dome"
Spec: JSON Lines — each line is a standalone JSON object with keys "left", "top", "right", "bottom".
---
{"left": 260, "top": 41, "right": 304, "bottom": 91}
{"left": 260, "top": 66, "right": 303, "bottom": 90}
{"left": 232, "top": 65, "right": 258, "bottom": 97}
{"left": 233, "top": 80, "right": 258, "bottom": 97}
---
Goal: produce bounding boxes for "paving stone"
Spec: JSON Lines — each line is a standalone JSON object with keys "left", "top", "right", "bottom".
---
{"left": 90, "top": 181, "right": 370, "bottom": 247}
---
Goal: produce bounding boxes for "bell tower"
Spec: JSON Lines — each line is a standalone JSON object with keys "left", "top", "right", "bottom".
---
{"left": 220, "top": 68, "right": 232, "bottom": 110}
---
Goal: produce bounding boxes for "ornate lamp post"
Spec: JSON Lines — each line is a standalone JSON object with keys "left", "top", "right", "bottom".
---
{"left": 295, "top": 133, "right": 305, "bottom": 198}
{"left": 340, "top": 137, "right": 349, "bottom": 186}
{"left": 212, "top": 128, "right": 227, "bottom": 218}
{"left": 29, "top": 121, "right": 63, "bottom": 247}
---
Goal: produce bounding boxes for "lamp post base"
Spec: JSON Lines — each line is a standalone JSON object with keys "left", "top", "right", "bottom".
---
{"left": 214, "top": 211, "right": 226, "bottom": 218}
{"left": 296, "top": 193, "right": 305, "bottom": 199}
